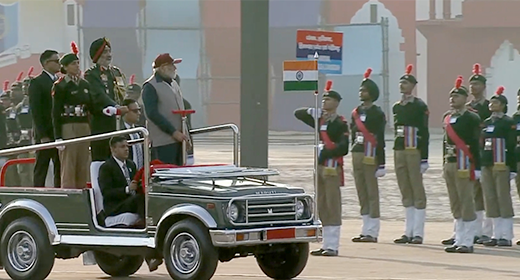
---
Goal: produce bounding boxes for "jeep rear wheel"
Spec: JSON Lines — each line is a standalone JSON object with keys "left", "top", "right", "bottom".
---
{"left": 93, "top": 251, "right": 143, "bottom": 277}
{"left": 163, "top": 218, "right": 218, "bottom": 280}
{"left": 0, "top": 217, "right": 55, "bottom": 280}
{"left": 256, "top": 243, "right": 309, "bottom": 279}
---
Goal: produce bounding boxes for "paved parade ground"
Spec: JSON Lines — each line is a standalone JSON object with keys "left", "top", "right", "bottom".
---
{"left": 3, "top": 132, "right": 520, "bottom": 279}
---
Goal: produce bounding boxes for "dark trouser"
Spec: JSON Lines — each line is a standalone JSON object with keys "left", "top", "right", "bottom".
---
{"left": 34, "top": 148, "right": 61, "bottom": 187}
{"left": 110, "top": 193, "right": 145, "bottom": 218}
{"left": 152, "top": 143, "right": 182, "bottom": 165}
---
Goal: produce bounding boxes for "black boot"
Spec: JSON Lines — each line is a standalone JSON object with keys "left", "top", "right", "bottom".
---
{"left": 444, "top": 245, "right": 458, "bottom": 253}
{"left": 358, "top": 235, "right": 378, "bottom": 243}
{"left": 441, "top": 237, "right": 455, "bottom": 245}
{"left": 393, "top": 235, "right": 410, "bottom": 244}
{"left": 456, "top": 246, "right": 474, "bottom": 253}
{"left": 483, "top": 238, "right": 497, "bottom": 247}
{"left": 321, "top": 249, "right": 338, "bottom": 256}
{"left": 476, "top": 235, "right": 490, "bottom": 244}
{"left": 497, "top": 239, "right": 512, "bottom": 247}
{"left": 410, "top": 236, "right": 423, "bottom": 244}
{"left": 351, "top": 235, "right": 365, "bottom": 242}
{"left": 310, "top": 248, "right": 325, "bottom": 256}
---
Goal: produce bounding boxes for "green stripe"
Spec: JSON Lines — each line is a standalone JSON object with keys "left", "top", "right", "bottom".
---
{"left": 283, "top": 80, "right": 318, "bottom": 91}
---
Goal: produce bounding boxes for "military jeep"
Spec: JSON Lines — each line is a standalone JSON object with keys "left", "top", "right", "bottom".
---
{"left": 0, "top": 124, "right": 321, "bottom": 280}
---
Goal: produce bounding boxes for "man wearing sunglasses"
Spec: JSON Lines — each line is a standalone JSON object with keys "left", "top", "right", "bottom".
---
{"left": 121, "top": 98, "right": 144, "bottom": 170}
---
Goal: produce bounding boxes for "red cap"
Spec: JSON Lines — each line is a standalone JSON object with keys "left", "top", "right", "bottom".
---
{"left": 153, "top": 53, "right": 182, "bottom": 68}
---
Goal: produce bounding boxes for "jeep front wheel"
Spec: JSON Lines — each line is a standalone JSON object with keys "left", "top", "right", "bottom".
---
{"left": 256, "top": 243, "right": 309, "bottom": 279}
{"left": 0, "top": 217, "right": 55, "bottom": 280}
{"left": 93, "top": 251, "right": 143, "bottom": 277}
{"left": 163, "top": 218, "right": 218, "bottom": 280}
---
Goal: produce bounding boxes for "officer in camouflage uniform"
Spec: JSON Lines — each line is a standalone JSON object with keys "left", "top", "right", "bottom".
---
{"left": 393, "top": 65, "right": 430, "bottom": 245}
{"left": 480, "top": 86, "right": 516, "bottom": 247}
{"left": 12, "top": 70, "right": 35, "bottom": 187}
{"left": 1, "top": 81, "right": 21, "bottom": 187}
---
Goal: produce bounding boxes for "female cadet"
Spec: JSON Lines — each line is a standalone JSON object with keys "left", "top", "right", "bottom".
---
{"left": 480, "top": 86, "right": 516, "bottom": 247}
{"left": 52, "top": 42, "right": 119, "bottom": 189}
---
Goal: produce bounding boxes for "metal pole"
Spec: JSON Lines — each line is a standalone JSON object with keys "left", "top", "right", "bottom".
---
{"left": 181, "top": 116, "right": 187, "bottom": 165}
{"left": 313, "top": 52, "right": 320, "bottom": 222}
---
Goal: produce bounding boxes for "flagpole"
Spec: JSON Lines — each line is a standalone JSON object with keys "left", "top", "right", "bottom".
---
{"left": 313, "top": 52, "right": 320, "bottom": 222}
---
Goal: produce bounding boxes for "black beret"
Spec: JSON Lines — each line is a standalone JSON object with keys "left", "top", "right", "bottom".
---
{"left": 60, "top": 53, "right": 79, "bottom": 67}
{"left": 89, "top": 37, "right": 111, "bottom": 63}
{"left": 323, "top": 90, "right": 342, "bottom": 101}
{"left": 490, "top": 86, "right": 507, "bottom": 106}
{"left": 361, "top": 78, "right": 380, "bottom": 102}
{"left": 450, "top": 76, "right": 467, "bottom": 96}
{"left": 469, "top": 63, "right": 486, "bottom": 84}
{"left": 400, "top": 64, "right": 418, "bottom": 84}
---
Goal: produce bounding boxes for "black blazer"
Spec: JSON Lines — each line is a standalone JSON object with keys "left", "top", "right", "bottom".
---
{"left": 120, "top": 120, "right": 144, "bottom": 164}
{"left": 98, "top": 156, "right": 137, "bottom": 216}
{"left": 29, "top": 72, "right": 56, "bottom": 142}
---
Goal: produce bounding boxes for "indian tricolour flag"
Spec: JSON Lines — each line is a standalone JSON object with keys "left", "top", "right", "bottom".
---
{"left": 283, "top": 60, "right": 318, "bottom": 91}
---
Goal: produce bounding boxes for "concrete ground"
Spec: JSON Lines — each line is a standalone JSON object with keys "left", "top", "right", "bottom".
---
{"left": 2, "top": 132, "right": 520, "bottom": 279}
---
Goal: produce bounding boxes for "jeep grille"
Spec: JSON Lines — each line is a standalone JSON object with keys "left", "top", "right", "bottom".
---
{"left": 228, "top": 194, "right": 314, "bottom": 226}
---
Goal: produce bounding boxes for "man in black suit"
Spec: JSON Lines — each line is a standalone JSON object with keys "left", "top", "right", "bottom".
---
{"left": 121, "top": 98, "right": 144, "bottom": 170}
{"left": 29, "top": 50, "right": 61, "bottom": 187}
{"left": 99, "top": 136, "right": 143, "bottom": 220}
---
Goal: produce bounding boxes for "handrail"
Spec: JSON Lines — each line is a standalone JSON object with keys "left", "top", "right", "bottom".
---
{"left": 0, "top": 158, "right": 36, "bottom": 186}
{"left": 127, "top": 123, "right": 240, "bottom": 166}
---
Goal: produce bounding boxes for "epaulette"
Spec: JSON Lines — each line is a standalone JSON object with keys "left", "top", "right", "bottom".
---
{"left": 339, "top": 115, "right": 347, "bottom": 123}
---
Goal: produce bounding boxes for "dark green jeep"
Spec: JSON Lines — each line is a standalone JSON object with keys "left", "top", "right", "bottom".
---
{"left": 0, "top": 125, "right": 321, "bottom": 280}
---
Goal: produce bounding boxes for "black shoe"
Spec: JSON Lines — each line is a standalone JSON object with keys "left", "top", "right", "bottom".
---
{"left": 358, "top": 235, "right": 378, "bottom": 243}
{"left": 441, "top": 238, "right": 455, "bottom": 245}
{"left": 476, "top": 235, "right": 490, "bottom": 244}
{"left": 497, "top": 239, "right": 512, "bottom": 247}
{"left": 310, "top": 248, "right": 325, "bottom": 256}
{"left": 444, "top": 245, "right": 459, "bottom": 253}
{"left": 145, "top": 258, "right": 163, "bottom": 272}
{"left": 516, "top": 240, "right": 520, "bottom": 246}
{"left": 456, "top": 246, "right": 474, "bottom": 253}
{"left": 351, "top": 234, "right": 365, "bottom": 242}
{"left": 483, "top": 238, "right": 498, "bottom": 247}
{"left": 410, "top": 236, "right": 423, "bottom": 244}
{"left": 394, "top": 235, "right": 410, "bottom": 244}
{"left": 321, "top": 249, "right": 338, "bottom": 256}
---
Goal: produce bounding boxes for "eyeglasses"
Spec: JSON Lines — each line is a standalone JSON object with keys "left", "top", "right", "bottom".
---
{"left": 130, "top": 108, "right": 141, "bottom": 113}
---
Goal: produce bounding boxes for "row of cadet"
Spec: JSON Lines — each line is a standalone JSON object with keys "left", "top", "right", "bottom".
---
{"left": 295, "top": 63, "right": 520, "bottom": 256}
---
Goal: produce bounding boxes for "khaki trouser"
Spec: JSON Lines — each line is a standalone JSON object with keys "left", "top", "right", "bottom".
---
{"left": 17, "top": 152, "right": 34, "bottom": 187}
{"left": 515, "top": 163, "right": 520, "bottom": 200}
{"left": 473, "top": 180, "right": 485, "bottom": 211}
{"left": 317, "top": 166, "right": 342, "bottom": 226}
{"left": 394, "top": 149, "right": 426, "bottom": 209}
{"left": 352, "top": 152, "right": 380, "bottom": 218}
{"left": 60, "top": 123, "right": 91, "bottom": 189}
{"left": 481, "top": 166, "right": 514, "bottom": 218}
{"left": 3, "top": 155, "right": 20, "bottom": 187}
{"left": 443, "top": 163, "right": 476, "bottom": 221}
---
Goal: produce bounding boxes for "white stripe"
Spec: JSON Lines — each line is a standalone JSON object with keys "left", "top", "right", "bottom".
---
{"left": 283, "top": 70, "right": 319, "bottom": 82}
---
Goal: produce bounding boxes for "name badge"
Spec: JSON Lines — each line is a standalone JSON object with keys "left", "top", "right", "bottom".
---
{"left": 360, "top": 114, "right": 366, "bottom": 122}
{"left": 21, "top": 130, "right": 29, "bottom": 136}
{"left": 449, "top": 116, "right": 458, "bottom": 124}
{"left": 75, "top": 107, "right": 81, "bottom": 115}
{"left": 116, "top": 77, "right": 125, "bottom": 86}
{"left": 396, "top": 126, "right": 404, "bottom": 136}
{"left": 8, "top": 112, "right": 15, "bottom": 119}
{"left": 356, "top": 135, "right": 364, "bottom": 143}
{"left": 320, "top": 125, "right": 327, "bottom": 131}
{"left": 486, "top": 125, "right": 495, "bottom": 133}
{"left": 484, "top": 138, "right": 492, "bottom": 150}
{"left": 21, "top": 106, "right": 29, "bottom": 113}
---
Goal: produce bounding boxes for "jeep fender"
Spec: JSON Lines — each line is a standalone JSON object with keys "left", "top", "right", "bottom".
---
{"left": 0, "top": 199, "right": 59, "bottom": 245}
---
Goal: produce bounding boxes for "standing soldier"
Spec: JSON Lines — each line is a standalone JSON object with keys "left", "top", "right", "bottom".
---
{"left": 393, "top": 64, "right": 430, "bottom": 244}
{"left": 350, "top": 68, "right": 386, "bottom": 243}
{"left": 84, "top": 37, "right": 128, "bottom": 163}
{"left": 442, "top": 76, "right": 481, "bottom": 253}
{"left": 513, "top": 89, "right": 520, "bottom": 245}
{"left": 2, "top": 81, "right": 21, "bottom": 186}
{"left": 480, "top": 86, "right": 516, "bottom": 247}
{"left": 13, "top": 69, "right": 35, "bottom": 187}
{"left": 294, "top": 81, "right": 349, "bottom": 257}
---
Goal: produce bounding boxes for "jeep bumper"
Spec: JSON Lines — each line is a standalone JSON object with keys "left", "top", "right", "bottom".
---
{"left": 209, "top": 224, "right": 322, "bottom": 247}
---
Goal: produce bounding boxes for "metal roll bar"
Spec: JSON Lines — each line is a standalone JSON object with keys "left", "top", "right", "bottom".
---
{"left": 127, "top": 123, "right": 240, "bottom": 166}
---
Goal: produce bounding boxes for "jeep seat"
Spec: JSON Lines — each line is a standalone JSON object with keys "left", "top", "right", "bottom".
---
{"left": 90, "top": 162, "right": 141, "bottom": 228}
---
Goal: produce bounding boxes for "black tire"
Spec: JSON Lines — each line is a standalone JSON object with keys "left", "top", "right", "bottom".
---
{"left": 256, "top": 243, "right": 309, "bottom": 279}
{"left": 0, "top": 217, "right": 55, "bottom": 280}
{"left": 93, "top": 251, "right": 143, "bottom": 277}
{"left": 163, "top": 218, "right": 218, "bottom": 280}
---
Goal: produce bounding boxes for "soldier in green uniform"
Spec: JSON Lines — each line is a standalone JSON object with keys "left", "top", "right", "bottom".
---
{"left": 513, "top": 89, "right": 520, "bottom": 245}
{"left": 294, "top": 81, "right": 349, "bottom": 257}
{"left": 1, "top": 81, "right": 21, "bottom": 187}
{"left": 84, "top": 37, "right": 129, "bottom": 163}
{"left": 480, "top": 86, "right": 516, "bottom": 247}
{"left": 350, "top": 68, "right": 386, "bottom": 243}
{"left": 12, "top": 69, "right": 35, "bottom": 187}
{"left": 393, "top": 64, "right": 430, "bottom": 245}
{"left": 442, "top": 76, "right": 481, "bottom": 253}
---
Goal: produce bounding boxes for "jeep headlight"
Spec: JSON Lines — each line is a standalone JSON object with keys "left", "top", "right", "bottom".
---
{"left": 227, "top": 203, "right": 239, "bottom": 222}
{"left": 296, "top": 200, "right": 305, "bottom": 219}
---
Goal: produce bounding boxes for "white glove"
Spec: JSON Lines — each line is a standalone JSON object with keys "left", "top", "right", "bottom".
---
{"left": 306, "top": 108, "right": 322, "bottom": 118}
{"left": 510, "top": 172, "right": 517, "bottom": 180}
{"left": 55, "top": 139, "right": 65, "bottom": 151}
{"left": 474, "top": 170, "right": 481, "bottom": 180}
{"left": 420, "top": 160, "right": 429, "bottom": 174}
{"left": 375, "top": 166, "right": 386, "bottom": 178}
{"left": 186, "top": 155, "right": 195, "bottom": 166}
{"left": 102, "top": 106, "right": 118, "bottom": 116}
